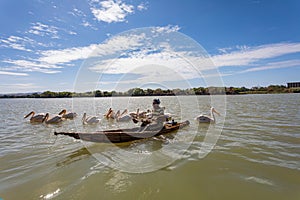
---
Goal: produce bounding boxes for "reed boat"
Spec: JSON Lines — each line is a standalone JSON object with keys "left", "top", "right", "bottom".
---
{"left": 54, "top": 120, "right": 190, "bottom": 143}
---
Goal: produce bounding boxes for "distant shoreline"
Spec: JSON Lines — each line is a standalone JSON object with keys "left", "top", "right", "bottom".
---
{"left": 1, "top": 85, "right": 299, "bottom": 98}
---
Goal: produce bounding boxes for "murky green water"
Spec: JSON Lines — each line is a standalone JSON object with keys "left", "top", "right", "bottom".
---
{"left": 0, "top": 94, "right": 299, "bottom": 199}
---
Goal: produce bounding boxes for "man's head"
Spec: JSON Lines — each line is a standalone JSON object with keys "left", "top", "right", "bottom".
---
{"left": 153, "top": 99, "right": 160, "bottom": 108}
{"left": 153, "top": 98, "right": 160, "bottom": 104}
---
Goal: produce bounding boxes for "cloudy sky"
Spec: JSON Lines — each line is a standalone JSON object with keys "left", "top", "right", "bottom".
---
{"left": 0, "top": 0, "right": 299, "bottom": 93}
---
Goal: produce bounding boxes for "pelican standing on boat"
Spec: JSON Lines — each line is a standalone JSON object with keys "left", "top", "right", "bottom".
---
{"left": 82, "top": 113, "right": 101, "bottom": 125}
{"left": 43, "top": 113, "right": 64, "bottom": 124}
{"left": 196, "top": 107, "right": 220, "bottom": 123}
{"left": 58, "top": 109, "right": 77, "bottom": 119}
{"left": 24, "top": 111, "right": 46, "bottom": 123}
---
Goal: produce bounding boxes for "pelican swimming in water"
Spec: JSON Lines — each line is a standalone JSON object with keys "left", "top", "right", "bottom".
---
{"left": 129, "top": 108, "right": 150, "bottom": 119}
{"left": 24, "top": 111, "right": 46, "bottom": 123}
{"left": 104, "top": 108, "right": 128, "bottom": 120}
{"left": 196, "top": 107, "right": 220, "bottom": 123}
{"left": 82, "top": 113, "right": 101, "bottom": 125}
{"left": 116, "top": 109, "right": 132, "bottom": 122}
{"left": 58, "top": 109, "right": 77, "bottom": 119}
{"left": 104, "top": 108, "right": 115, "bottom": 119}
{"left": 43, "top": 113, "right": 64, "bottom": 124}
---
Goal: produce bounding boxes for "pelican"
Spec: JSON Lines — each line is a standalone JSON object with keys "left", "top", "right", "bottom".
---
{"left": 24, "top": 111, "right": 46, "bottom": 123}
{"left": 104, "top": 108, "right": 125, "bottom": 120}
{"left": 129, "top": 108, "right": 150, "bottom": 119}
{"left": 145, "top": 111, "right": 172, "bottom": 121}
{"left": 82, "top": 113, "right": 101, "bottom": 125}
{"left": 116, "top": 109, "right": 132, "bottom": 122}
{"left": 164, "top": 112, "right": 173, "bottom": 121}
{"left": 58, "top": 109, "right": 77, "bottom": 119}
{"left": 196, "top": 107, "right": 220, "bottom": 123}
{"left": 43, "top": 113, "right": 64, "bottom": 124}
{"left": 104, "top": 108, "right": 114, "bottom": 119}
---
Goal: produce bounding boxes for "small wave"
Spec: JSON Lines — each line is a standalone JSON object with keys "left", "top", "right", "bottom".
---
{"left": 245, "top": 176, "right": 274, "bottom": 186}
{"left": 238, "top": 154, "right": 300, "bottom": 171}
{"left": 40, "top": 188, "right": 61, "bottom": 199}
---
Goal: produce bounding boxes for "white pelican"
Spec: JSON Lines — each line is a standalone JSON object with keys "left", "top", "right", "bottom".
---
{"left": 145, "top": 111, "right": 172, "bottom": 121}
{"left": 24, "top": 111, "right": 46, "bottom": 123}
{"left": 196, "top": 107, "right": 220, "bottom": 123}
{"left": 82, "top": 113, "right": 101, "bottom": 125}
{"left": 164, "top": 112, "right": 173, "bottom": 121}
{"left": 43, "top": 113, "right": 64, "bottom": 124}
{"left": 58, "top": 109, "right": 77, "bottom": 119}
{"left": 116, "top": 109, "right": 132, "bottom": 122}
{"left": 104, "top": 108, "right": 115, "bottom": 119}
{"left": 129, "top": 109, "right": 150, "bottom": 119}
{"left": 104, "top": 108, "right": 127, "bottom": 120}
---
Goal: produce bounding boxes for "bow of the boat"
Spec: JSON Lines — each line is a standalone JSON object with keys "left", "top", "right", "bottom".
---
{"left": 54, "top": 131, "right": 81, "bottom": 139}
{"left": 180, "top": 120, "right": 190, "bottom": 127}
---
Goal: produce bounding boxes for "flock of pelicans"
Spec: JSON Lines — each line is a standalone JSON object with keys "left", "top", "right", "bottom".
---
{"left": 24, "top": 107, "right": 220, "bottom": 125}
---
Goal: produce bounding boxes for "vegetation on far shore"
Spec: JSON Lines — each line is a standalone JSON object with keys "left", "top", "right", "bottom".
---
{"left": 0, "top": 85, "right": 299, "bottom": 98}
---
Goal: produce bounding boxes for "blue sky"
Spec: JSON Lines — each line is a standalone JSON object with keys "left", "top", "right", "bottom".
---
{"left": 0, "top": 0, "right": 300, "bottom": 93}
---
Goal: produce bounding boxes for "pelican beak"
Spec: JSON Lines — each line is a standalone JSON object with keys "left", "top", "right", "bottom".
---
{"left": 58, "top": 109, "right": 65, "bottom": 115}
{"left": 24, "top": 111, "right": 34, "bottom": 119}
{"left": 42, "top": 113, "right": 49, "bottom": 122}
{"left": 82, "top": 113, "right": 86, "bottom": 119}
{"left": 214, "top": 109, "right": 221, "bottom": 116}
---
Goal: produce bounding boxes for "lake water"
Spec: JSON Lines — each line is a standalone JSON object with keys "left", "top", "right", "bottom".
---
{"left": 0, "top": 94, "right": 299, "bottom": 199}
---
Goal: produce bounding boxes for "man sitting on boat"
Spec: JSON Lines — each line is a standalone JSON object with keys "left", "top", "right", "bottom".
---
{"left": 140, "top": 99, "right": 167, "bottom": 131}
{"left": 152, "top": 98, "right": 164, "bottom": 117}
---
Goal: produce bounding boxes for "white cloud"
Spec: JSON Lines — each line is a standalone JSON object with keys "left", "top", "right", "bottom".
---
{"left": 0, "top": 71, "right": 29, "bottom": 76}
{"left": 90, "top": 0, "right": 134, "bottom": 23}
{"left": 38, "top": 33, "right": 145, "bottom": 65}
{"left": 87, "top": 41, "right": 300, "bottom": 85}
{"left": 82, "top": 21, "right": 92, "bottom": 27}
{"left": 212, "top": 43, "right": 300, "bottom": 67}
{"left": 81, "top": 21, "right": 98, "bottom": 30}
{"left": 0, "top": 32, "right": 146, "bottom": 75}
{"left": 137, "top": 2, "right": 148, "bottom": 11}
{"left": 68, "top": 7, "right": 98, "bottom": 30}
{"left": 33, "top": 39, "right": 300, "bottom": 79}
{"left": 152, "top": 25, "right": 181, "bottom": 33}
{"left": 38, "top": 44, "right": 97, "bottom": 65}
{"left": 27, "top": 22, "right": 59, "bottom": 39}
{"left": 240, "top": 59, "right": 300, "bottom": 73}
{"left": 68, "top": 31, "right": 77, "bottom": 35}
{"left": 88, "top": 47, "right": 214, "bottom": 85}
{"left": 2, "top": 59, "right": 62, "bottom": 74}
{"left": 69, "top": 8, "right": 86, "bottom": 17}
{"left": 0, "top": 36, "right": 35, "bottom": 51}
{"left": 34, "top": 26, "right": 182, "bottom": 70}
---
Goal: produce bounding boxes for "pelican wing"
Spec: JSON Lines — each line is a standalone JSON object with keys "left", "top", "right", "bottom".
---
{"left": 29, "top": 113, "right": 45, "bottom": 122}
{"left": 64, "top": 112, "right": 77, "bottom": 119}
{"left": 32, "top": 114, "right": 45, "bottom": 121}
{"left": 117, "top": 115, "right": 132, "bottom": 122}
{"left": 87, "top": 116, "right": 100, "bottom": 124}
{"left": 196, "top": 115, "right": 213, "bottom": 123}
{"left": 46, "top": 115, "right": 63, "bottom": 124}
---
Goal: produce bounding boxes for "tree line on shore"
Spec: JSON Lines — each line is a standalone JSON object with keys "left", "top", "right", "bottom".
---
{"left": 1, "top": 85, "right": 299, "bottom": 98}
